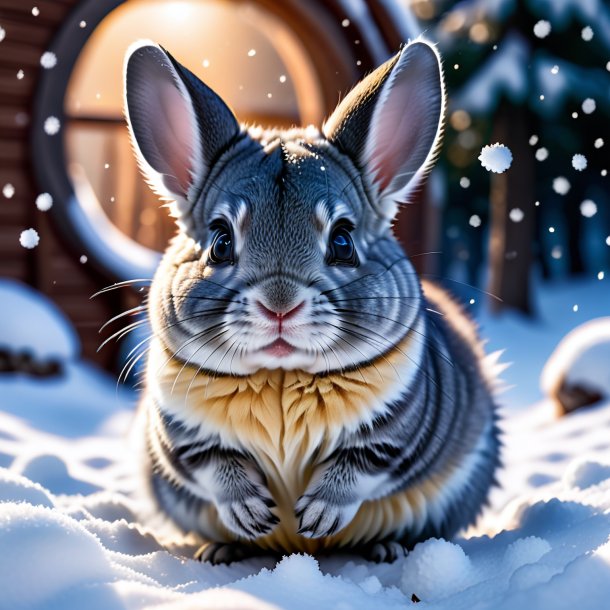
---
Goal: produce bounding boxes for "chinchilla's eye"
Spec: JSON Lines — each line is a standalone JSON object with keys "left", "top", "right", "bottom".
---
{"left": 328, "top": 222, "right": 358, "bottom": 266}
{"left": 209, "top": 221, "right": 234, "bottom": 264}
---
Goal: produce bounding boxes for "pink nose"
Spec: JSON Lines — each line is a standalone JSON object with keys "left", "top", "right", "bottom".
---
{"left": 257, "top": 301, "right": 304, "bottom": 322}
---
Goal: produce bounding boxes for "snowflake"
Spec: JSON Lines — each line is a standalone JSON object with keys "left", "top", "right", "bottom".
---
{"left": 279, "top": 75, "right": 287, "bottom": 83}
{"left": 553, "top": 177, "right": 571, "bottom": 195}
{"left": 572, "top": 154, "right": 587, "bottom": 171}
{"left": 79, "top": 20, "right": 87, "bottom": 28}
{"left": 469, "top": 215, "right": 482, "bottom": 228}
{"left": 460, "top": 177, "right": 470, "bottom": 188}
{"left": 3, "top": 183, "right": 15, "bottom": 199}
{"left": 551, "top": 65, "right": 559, "bottom": 75}
{"left": 202, "top": 59, "right": 210, "bottom": 68}
{"left": 35, "top": 193, "right": 53, "bottom": 211}
{"left": 529, "top": 135, "right": 539, "bottom": 146}
{"left": 80, "top": 255, "right": 88, "bottom": 264}
{"left": 594, "top": 138, "right": 604, "bottom": 148}
{"left": 551, "top": 246, "right": 562, "bottom": 260}
{"left": 31, "top": 6, "right": 39, "bottom": 16}
{"left": 509, "top": 208, "right": 524, "bottom": 223}
{"left": 16, "top": 69, "right": 24, "bottom": 80}
{"left": 598, "top": 271, "right": 604, "bottom": 280}
{"left": 533, "top": 20, "right": 551, "bottom": 38}
{"left": 582, "top": 98, "right": 596, "bottom": 114}
{"left": 0, "top": 25, "right": 5, "bottom": 43}
{"left": 479, "top": 143, "right": 513, "bottom": 173}
{"left": 535, "top": 148, "right": 548, "bottom": 161}
{"left": 44, "top": 116, "right": 60, "bottom": 135}
{"left": 580, "top": 200, "right": 597, "bottom": 218}
{"left": 247, "top": 49, "right": 256, "bottom": 57}
{"left": 341, "top": 19, "right": 350, "bottom": 27}
{"left": 19, "top": 228, "right": 39, "bottom": 249}
{"left": 581, "top": 26, "right": 594, "bottom": 41}
{"left": 40, "top": 52, "right": 57, "bottom": 69}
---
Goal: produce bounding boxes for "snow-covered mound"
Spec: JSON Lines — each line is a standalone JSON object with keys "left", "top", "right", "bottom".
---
{"left": 541, "top": 317, "right": 610, "bottom": 412}
{"left": 0, "top": 279, "right": 79, "bottom": 360}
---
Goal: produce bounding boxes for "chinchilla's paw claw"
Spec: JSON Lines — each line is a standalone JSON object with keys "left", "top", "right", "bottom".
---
{"left": 295, "top": 495, "right": 359, "bottom": 539}
{"left": 195, "top": 541, "right": 272, "bottom": 565}
{"left": 359, "top": 540, "right": 407, "bottom": 563}
{"left": 216, "top": 495, "right": 279, "bottom": 540}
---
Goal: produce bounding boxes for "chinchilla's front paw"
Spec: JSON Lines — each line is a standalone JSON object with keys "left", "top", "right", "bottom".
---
{"left": 216, "top": 491, "right": 279, "bottom": 540}
{"left": 295, "top": 492, "right": 361, "bottom": 538}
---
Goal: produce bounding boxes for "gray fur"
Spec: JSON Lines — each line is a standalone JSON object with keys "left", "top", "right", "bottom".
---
{"left": 124, "top": 39, "right": 500, "bottom": 562}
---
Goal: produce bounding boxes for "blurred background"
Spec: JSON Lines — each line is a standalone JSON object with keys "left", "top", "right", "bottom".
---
{"left": 0, "top": 0, "right": 608, "bottom": 378}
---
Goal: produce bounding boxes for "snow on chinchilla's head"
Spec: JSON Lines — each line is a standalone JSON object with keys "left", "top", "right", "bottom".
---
{"left": 124, "top": 39, "right": 445, "bottom": 376}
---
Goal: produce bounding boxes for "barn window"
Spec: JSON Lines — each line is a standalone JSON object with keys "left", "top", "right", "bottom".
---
{"left": 32, "top": 0, "right": 400, "bottom": 281}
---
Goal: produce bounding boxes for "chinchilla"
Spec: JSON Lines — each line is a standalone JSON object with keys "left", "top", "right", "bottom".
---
{"left": 123, "top": 38, "right": 500, "bottom": 565}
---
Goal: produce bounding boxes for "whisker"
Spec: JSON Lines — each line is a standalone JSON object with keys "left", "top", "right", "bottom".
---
{"left": 91, "top": 278, "right": 152, "bottom": 298}
{"left": 99, "top": 305, "right": 147, "bottom": 333}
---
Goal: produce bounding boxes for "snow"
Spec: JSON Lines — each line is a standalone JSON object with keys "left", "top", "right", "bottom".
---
{"left": 581, "top": 98, "right": 596, "bottom": 114}
{"left": 509, "top": 208, "right": 524, "bottom": 223}
{"left": 581, "top": 26, "right": 594, "bottom": 41}
{"left": 479, "top": 143, "right": 513, "bottom": 173}
{"left": 571, "top": 154, "right": 587, "bottom": 171}
{"left": 535, "top": 147, "right": 548, "bottom": 161}
{"left": 2, "top": 182, "right": 15, "bottom": 199}
{"left": 469, "top": 214, "right": 482, "bottom": 227}
{"left": 17, "top": 69, "right": 24, "bottom": 80}
{"left": 247, "top": 49, "right": 256, "bottom": 57}
{"left": 19, "top": 229, "right": 40, "bottom": 249}
{"left": 552, "top": 176, "right": 570, "bottom": 195}
{"left": 35, "top": 192, "right": 53, "bottom": 211}
{"left": 528, "top": 135, "right": 538, "bottom": 145}
{"left": 580, "top": 199, "right": 597, "bottom": 217}
{"left": 594, "top": 138, "right": 604, "bottom": 148}
{"left": 533, "top": 20, "right": 551, "bottom": 39}
{"left": 44, "top": 116, "right": 61, "bottom": 135}
{"left": 31, "top": 6, "right": 39, "bottom": 17}
{"left": 40, "top": 51, "right": 57, "bottom": 69}
{"left": 0, "top": 25, "right": 5, "bottom": 42}
{"left": 460, "top": 177, "right": 470, "bottom": 188}
{"left": 2, "top": 280, "right": 610, "bottom": 609}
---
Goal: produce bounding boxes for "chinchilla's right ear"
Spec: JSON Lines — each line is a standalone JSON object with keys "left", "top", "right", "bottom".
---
{"left": 124, "top": 41, "right": 239, "bottom": 230}
{"left": 323, "top": 40, "right": 445, "bottom": 221}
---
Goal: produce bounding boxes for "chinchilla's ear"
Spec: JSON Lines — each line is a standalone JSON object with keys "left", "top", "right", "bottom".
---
{"left": 124, "top": 41, "right": 239, "bottom": 229}
{"left": 323, "top": 40, "right": 445, "bottom": 220}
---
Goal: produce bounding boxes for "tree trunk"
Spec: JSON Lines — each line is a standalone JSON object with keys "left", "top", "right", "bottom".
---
{"left": 487, "top": 103, "right": 535, "bottom": 315}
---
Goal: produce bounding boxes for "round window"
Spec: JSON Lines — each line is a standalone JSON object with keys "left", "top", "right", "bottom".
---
{"left": 32, "top": 0, "right": 385, "bottom": 281}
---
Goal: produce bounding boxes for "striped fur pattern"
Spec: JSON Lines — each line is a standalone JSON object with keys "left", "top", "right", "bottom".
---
{"left": 124, "top": 39, "right": 500, "bottom": 561}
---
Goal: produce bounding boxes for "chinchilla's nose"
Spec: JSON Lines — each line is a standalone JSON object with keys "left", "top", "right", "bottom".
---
{"left": 256, "top": 277, "right": 302, "bottom": 318}
{"left": 257, "top": 300, "right": 305, "bottom": 321}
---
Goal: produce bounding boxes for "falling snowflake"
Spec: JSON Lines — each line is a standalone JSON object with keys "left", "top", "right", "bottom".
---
{"left": 469, "top": 298, "right": 475, "bottom": 305}
{"left": 535, "top": 148, "right": 549, "bottom": 161}
{"left": 582, "top": 98, "right": 596, "bottom": 114}
{"left": 35, "top": 193, "right": 53, "bottom": 211}
{"left": 533, "top": 20, "right": 551, "bottom": 38}
{"left": 594, "top": 138, "right": 604, "bottom": 148}
{"left": 603, "top": 170, "right": 608, "bottom": 177}
{"left": 479, "top": 143, "right": 513, "bottom": 173}
{"left": 0, "top": 26, "right": 5, "bottom": 42}
{"left": 572, "top": 304, "right": 579, "bottom": 313}
{"left": 598, "top": 271, "right": 605, "bottom": 280}
{"left": 44, "top": 116, "right": 60, "bottom": 135}
{"left": 572, "top": 154, "right": 587, "bottom": 171}
{"left": 202, "top": 59, "right": 210, "bottom": 68}
{"left": 80, "top": 255, "right": 88, "bottom": 264}
{"left": 509, "top": 208, "right": 524, "bottom": 223}
{"left": 460, "top": 177, "right": 470, "bottom": 188}
{"left": 79, "top": 20, "right": 87, "bottom": 28}
{"left": 19, "top": 228, "right": 39, "bottom": 249}
{"left": 551, "top": 246, "right": 562, "bottom": 259}
{"left": 469, "top": 215, "right": 482, "bottom": 228}
{"left": 341, "top": 19, "right": 350, "bottom": 27}
{"left": 31, "top": 7, "right": 39, "bottom": 17}
{"left": 2, "top": 183, "right": 15, "bottom": 199}
{"left": 40, "top": 52, "right": 57, "bottom": 69}
{"left": 581, "top": 26, "right": 594, "bottom": 41}
{"left": 551, "top": 65, "right": 559, "bottom": 75}
{"left": 16, "top": 69, "right": 24, "bottom": 80}
{"left": 553, "top": 177, "right": 571, "bottom": 195}
{"left": 247, "top": 49, "right": 256, "bottom": 57}
{"left": 580, "top": 200, "right": 597, "bottom": 218}
{"left": 279, "top": 75, "right": 287, "bottom": 83}
{"left": 529, "top": 135, "right": 539, "bottom": 146}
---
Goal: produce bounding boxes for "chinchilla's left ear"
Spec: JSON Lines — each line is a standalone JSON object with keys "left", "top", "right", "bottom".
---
{"left": 323, "top": 40, "right": 445, "bottom": 220}
{"left": 124, "top": 41, "right": 240, "bottom": 230}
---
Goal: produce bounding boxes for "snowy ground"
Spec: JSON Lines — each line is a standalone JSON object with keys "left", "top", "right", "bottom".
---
{"left": 1, "top": 278, "right": 610, "bottom": 609}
